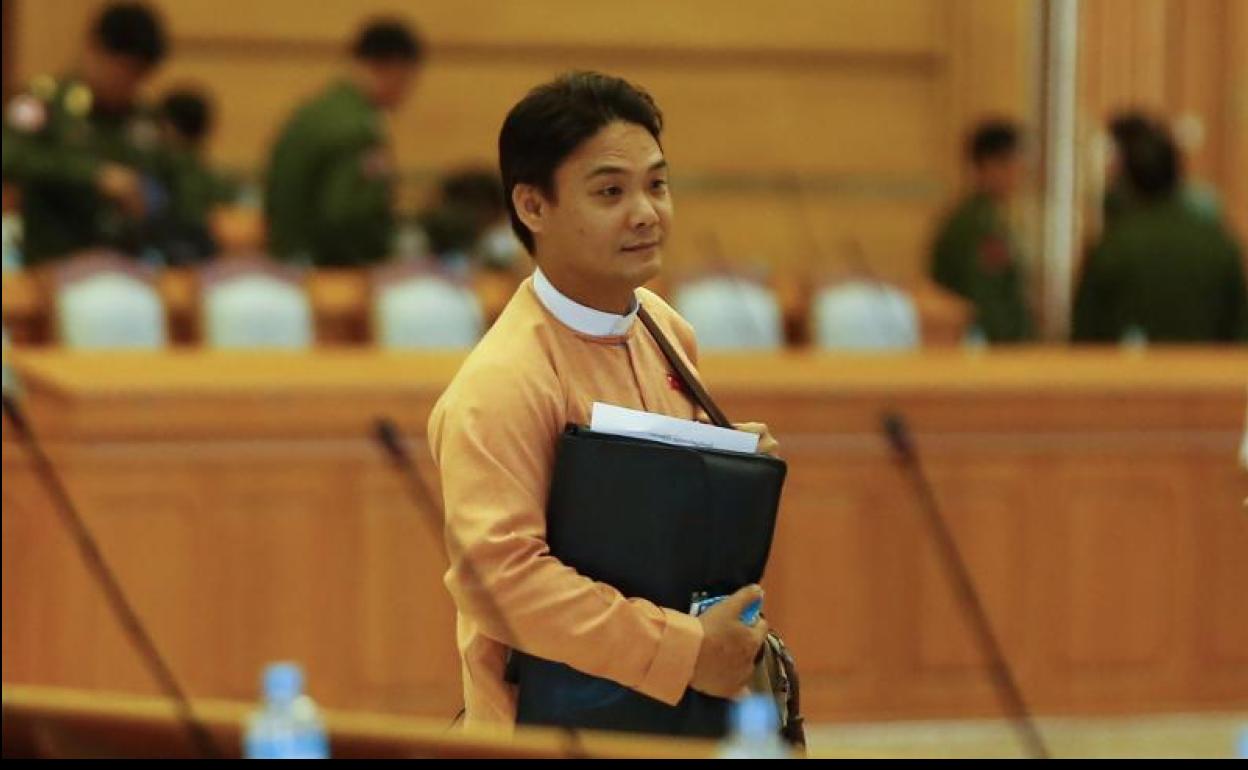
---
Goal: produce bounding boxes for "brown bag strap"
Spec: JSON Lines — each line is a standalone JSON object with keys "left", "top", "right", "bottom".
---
{"left": 637, "top": 305, "right": 732, "bottom": 429}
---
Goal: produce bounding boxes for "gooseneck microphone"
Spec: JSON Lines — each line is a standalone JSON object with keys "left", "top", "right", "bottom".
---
{"left": 881, "top": 410, "right": 1050, "bottom": 760}
{"left": 2, "top": 394, "right": 222, "bottom": 759}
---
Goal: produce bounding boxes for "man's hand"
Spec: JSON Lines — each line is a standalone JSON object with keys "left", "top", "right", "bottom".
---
{"left": 96, "top": 162, "right": 145, "bottom": 219}
{"left": 735, "top": 422, "right": 779, "bottom": 457}
{"left": 690, "top": 585, "right": 769, "bottom": 698}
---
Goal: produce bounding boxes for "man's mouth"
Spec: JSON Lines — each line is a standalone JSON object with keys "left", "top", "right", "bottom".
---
{"left": 621, "top": 241, "right": 660, "bottom": 252}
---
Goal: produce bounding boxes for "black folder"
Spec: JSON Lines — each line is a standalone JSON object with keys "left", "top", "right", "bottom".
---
{"left": 545, "top": 425, "right": 786, "bottom": 613}
{"left": 511, "top": 307, "right": 787, "bottom": 737}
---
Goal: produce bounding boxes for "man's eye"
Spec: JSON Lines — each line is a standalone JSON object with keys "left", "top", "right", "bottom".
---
{"left": 651, "top": 179, "right": 669, "bottom": 192}
{"left": 598, "top": 186, "right": 622, "bottom": 198}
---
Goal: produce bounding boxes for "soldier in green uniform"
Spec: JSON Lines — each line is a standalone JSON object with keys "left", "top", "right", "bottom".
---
{"left": 929, "top": 120, "right": 1033, "bottom": 342}
{"left": 1074, "top": 125, "right": 1246, "bottom": 343}
{"left": 155, "top": 88, "right": 240, "bottom": 264}
{"left": 1, "top": 2, "right": 169, "bottom": 266}
{"left": 1103, "top": 111, "right": 1223, "bottom": 227}
{"left": 264, "top": 19, "right": 424, "bottom": 268}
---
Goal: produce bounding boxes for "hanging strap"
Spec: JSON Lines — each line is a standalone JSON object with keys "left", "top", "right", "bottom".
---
{"left": 637, "top": 305, "right": 732, "bottom": 429}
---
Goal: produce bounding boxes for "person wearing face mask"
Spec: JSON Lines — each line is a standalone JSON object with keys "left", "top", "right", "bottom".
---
{"left": 427, "top": 72, "right": 781, "bottom": 732}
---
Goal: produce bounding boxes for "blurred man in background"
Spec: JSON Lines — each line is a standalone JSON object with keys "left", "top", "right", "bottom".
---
{"left": 928, "top": 119, "right": 1033, "bottom": 343}
{"left": 265, "top": 18, "right": 424, "bottom": 268}
{"left": 1073, "top": 122, "right": 1246, "bottom": 343}
{"left": 154, "top": 87, "right": 240, "bottom": 265}
{"left": 414, "top": 167, "right": 523, "bottom": 275}
{"left": 2, "top": 2, "right": 169, "bottom": 266}
{"left": 1104, "top": 110, "right": 1223, "bottom": 227}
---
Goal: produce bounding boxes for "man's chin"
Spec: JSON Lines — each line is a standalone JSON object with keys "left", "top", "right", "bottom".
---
{"left": 624, "top": 251, "right": 663, "bottom": 288}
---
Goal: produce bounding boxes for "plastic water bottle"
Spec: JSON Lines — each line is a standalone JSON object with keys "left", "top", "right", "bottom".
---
{"left": 717, "top": 693, "right": 791, "bottom": 759}
{"left": 243, "top": 662, "right": 330, "bottom": 759}
{"left": 1120, "top": 324, "right": 1148, "bottom": 351}
{"left": 962, "top": 324, "right": 988, "bottom": 354}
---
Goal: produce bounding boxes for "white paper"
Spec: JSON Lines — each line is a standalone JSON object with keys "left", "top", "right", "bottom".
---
{"left": 590, "top": 402, "right": 760, "bottom": 454}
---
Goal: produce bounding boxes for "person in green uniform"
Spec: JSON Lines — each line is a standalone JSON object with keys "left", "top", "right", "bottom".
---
{"left": 929, "top": 120, "right": 1033, "bottom": 342}
{"left": 264, "top": 19, "right": 424, "bottom": 268}
{"left": 154, "top": 88, "right": 240, "bottom": 264}
{"left": 1074, "top": 124, "right": 1246, "bottom": 343}
{"left": 1, "top": 2, "right": 169, "bottom": 266}
{"left": 1104, "top": 111, "right": 1223, "bottom": 227}
{"left": 414, "top": 168, "right": 510, "bottom": 273}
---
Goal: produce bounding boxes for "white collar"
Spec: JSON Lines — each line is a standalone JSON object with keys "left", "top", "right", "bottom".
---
{"left": 532, "top": 267, "right": 638, "bottom": 337}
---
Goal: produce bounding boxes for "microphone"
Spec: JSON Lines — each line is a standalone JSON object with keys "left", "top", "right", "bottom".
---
{"left": 1, "top": 393, "right": 223, "bottom": 759}
{"left": 371, "top": 417, "right": 587, "bottom": 758}
{"left": 880, "top": 410, "right": 1051, "bottom": 760}
{"left": 374, "top": 418, "right": 443, "bottom": 523}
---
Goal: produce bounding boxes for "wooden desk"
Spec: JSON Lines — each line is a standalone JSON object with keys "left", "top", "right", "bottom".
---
{"left": 1, "top": 684, "right": 728, "bottom": 758}
{"left": 3, "top": 348, "right": 1246, "bottom": 722}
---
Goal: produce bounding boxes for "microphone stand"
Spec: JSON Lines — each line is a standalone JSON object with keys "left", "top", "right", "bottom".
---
{"left": 2, "top": 394, "right": 223, "bottom": 759}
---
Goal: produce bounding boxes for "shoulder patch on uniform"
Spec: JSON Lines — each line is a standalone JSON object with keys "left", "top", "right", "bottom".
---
{"left": 978, "top": 235, "right": 1011, "bottom": 273}
{"left": 65, "top": 84, "right": 93, "bottom": 118}
{"left": 30, "top": 74, "right": 57, "bottom": 100}
{"left": 6, "top": 95, "right": 47, "bottom": 133}
{"left": 360, "top": 144, "right": 394, "bottom": 179}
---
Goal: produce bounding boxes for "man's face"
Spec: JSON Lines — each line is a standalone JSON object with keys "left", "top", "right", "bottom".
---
{"left": 85, "top": 45, "right": 151, "bottom": 110}
{"left": 373, "top": 62, "right": 419, "bottom": 110}
{"left": 527, "top": 121, "right": 672, "bottom": 305}
{"left": 977, "top": 152, "right": 1024, "bottom": 200}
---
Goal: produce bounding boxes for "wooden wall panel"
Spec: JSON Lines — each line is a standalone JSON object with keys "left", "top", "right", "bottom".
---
{"left": 163, "top": 0, "right": 945, "bottom": 54}
{"left": 913, "top": 465, "right": 1031, "bottom": 673}
{"left": 1079, "top": 0, "right": 1247, "bottom": 241}
{"left": 1058, "top": 469, "right": 1180, "bottom": 669}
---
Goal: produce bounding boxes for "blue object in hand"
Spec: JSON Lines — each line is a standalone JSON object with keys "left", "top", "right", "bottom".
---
{"left": 690, "top": 594, "right": 764, "bottom": 625}
{"left": 740, "top": 597, "right": 763, "bottom": 626}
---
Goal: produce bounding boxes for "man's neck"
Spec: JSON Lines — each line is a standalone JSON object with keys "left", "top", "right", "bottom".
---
{"left": 537, "top": 262, "right": 635, "bottom": 316}
{"left": 532, "top": 268, "right": 638, "bottom": 337}
{"left": 974, "top": 185, "right": 1009, "bottom": 207}
{"left": 347, "top": 68, "right": 382, "bottom": 107}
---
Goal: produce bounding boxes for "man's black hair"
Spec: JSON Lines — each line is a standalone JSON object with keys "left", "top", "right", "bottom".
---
{"left": 352, "top": 19, "right": 424, "bottom": 64}
{"left": 93, "top": 2, "right": 167, "bottom": 68}
{"left": 498, "top": 71, "right": 664, "bottom": 253}
{"left": 967, "top": 119, "right": 1020, "bottom": 165}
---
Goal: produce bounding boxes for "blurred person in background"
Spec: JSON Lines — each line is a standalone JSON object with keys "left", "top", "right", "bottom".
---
{"left": 414, "top": 168, "right": 523, "bottom": 275}
{"left": 440, "top": 168, "right": 522, "bottom": 272}
{"left": 154, "top": 87, "right": 241, "bottom": 265}
{"left": 1, "top": 2, "right": 169, "bottom": 266}
{"left": 928, "top": 119, "right": 1033, "bottom": 343}
{"left": 1073, "top": 121, "right": 1246, "bottom": 343}
{"left": 1104, "top": 110, "right": 1223, "bottom": 227}
{"left": 265, "top": 18, "right": 424, "bottom": 268}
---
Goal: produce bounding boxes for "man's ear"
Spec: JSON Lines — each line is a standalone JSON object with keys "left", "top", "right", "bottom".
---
{"left": 512, "top": 184, "right": 548, "bottom": 239}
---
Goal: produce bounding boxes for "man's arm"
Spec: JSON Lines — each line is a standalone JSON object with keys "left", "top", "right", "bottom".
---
{"left": 429, "top": 363, "right": 706, "bottom": 705}
{"left": 1071, "top": 242, "right": 1113, "bottom": 342}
